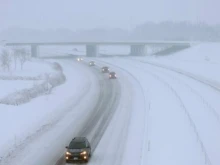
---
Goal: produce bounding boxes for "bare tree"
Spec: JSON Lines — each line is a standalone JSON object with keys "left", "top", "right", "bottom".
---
{"left": 12, "top": 48, "right": 20, "bottom": 70}
{"left": 18, "top": 48, "right": 29, "bottom": 70}
{"left": 0, "top": 49, "right": 12, "bottom": 71}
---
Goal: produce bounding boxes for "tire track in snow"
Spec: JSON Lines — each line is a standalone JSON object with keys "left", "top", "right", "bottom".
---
{"left": 90, "top": 82, "right": 132, "bottom": 165}
{"left": 121, "top": 59, "right": 212, "bottom": 165}
{"left": 134, "top": 59, "right": 220, "bottom": 92}
{"left": 54, "top": 60, "right": 122, "bottom": 165}
{"left": 76, "top": 59, "right": 135, "bottom": 165}
{"left": 77, "top": 62, "right": 122, "bottom": 153}
{"left": 139, "top": 62, "right": 220, "bottom": 125}
{"left": 93, "top": 59, "right": 149, "bottom": 165}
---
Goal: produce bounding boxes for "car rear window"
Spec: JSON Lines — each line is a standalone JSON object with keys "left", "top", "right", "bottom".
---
{"left": 69, "top": 142, "right": 86, "bottom": 149}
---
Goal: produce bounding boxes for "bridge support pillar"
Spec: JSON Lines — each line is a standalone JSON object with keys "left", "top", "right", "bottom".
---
{"left": 130, "top": 45, "right": 146, "bottom": 56}
{"left": 86, "top": 45, "right": 99, "bottom": 57}
{"left": 31, "top": 44, "right": 39, "bottom": 57}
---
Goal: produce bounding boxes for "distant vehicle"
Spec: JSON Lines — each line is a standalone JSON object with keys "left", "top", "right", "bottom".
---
{"left": 65, "top": 137, "right": 91, "bottom": 163}
{"left": 76, "top": 57, "right": 83, "bottom": 61}
{"left": 89, "top": 61, "right": 95, "bottom": 66}
{"left": 109, "top": 72, "right": 117, "bottom": 79}
{"left": 101, "top": 66, "right": 109, "bottom": 73}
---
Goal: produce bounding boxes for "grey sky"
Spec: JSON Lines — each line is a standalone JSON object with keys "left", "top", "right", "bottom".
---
{"left": 1, "top": 0, "right": 219, "bottom": 31}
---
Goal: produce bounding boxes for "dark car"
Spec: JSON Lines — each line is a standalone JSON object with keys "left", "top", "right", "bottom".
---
{"left": 101, "top": 66, "right": 109, "bottom": 73}
{"left": 109, "top": 72, "right": 117, "bottom": 79}
{"left": 65, "top": 137, "right": 91, "bottom": 163}
{"left": 89, "top": 61, "right": 95, "bottom": 66}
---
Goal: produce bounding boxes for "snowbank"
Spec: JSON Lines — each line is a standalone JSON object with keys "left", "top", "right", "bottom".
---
{"left": 0, "top": 62, "right": 66, "bottom": 105}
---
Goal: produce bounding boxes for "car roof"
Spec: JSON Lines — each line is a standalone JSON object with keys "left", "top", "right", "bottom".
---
{"left": 71, "top": 137, "right": 87, "bottom": 142}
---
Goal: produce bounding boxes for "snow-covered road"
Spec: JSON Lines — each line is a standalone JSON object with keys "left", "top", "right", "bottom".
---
{"left": 93, "top": 56, "right": 220, "bottom": 165}
{"left": 0, "top": 59, "right": 106, "bottom": 165}
{"left": 2, "top": 43, "right": 220, "bottom": 165}
{"left": 55, "top": 61, "right": 122, "bottom": 165}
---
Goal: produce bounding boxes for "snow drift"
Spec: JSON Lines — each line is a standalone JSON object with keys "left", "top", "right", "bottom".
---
{"left": 0, "top": 62, "right": 66, "bottom": 105}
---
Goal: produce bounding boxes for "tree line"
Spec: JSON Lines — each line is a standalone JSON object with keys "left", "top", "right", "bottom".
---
{"left": 0, "top": 48, "right": 29, "bottom": 71}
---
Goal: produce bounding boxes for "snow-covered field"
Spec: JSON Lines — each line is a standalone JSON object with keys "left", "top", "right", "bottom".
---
{"left": 0, "top": 59, "right": 66, "bottom": 105}
{"left": 1, "top": 43, "right": 220, "bottom": 165}
{"left": 131, "top": 43, "right": 220, "bottom": 84}
{"left": 0, "top": 80, "right": 37, "bottom": 98}
{"left": 0, "top": 60, "right": 51, "bottom": 99}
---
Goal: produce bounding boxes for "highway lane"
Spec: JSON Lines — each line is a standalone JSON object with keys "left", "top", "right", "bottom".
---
{"left": 0, "top": 57, "right": 123, "bottom": 165}
{"left": 55, "top": 59, "right": 121, "bottom": 165}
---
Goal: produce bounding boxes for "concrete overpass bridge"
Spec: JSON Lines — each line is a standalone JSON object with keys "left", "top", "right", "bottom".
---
{"left": 5, "top": 41, "right": 191, "bottom": 57}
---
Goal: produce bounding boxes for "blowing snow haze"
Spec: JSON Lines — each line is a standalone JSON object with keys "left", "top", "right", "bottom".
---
{"left": 1, "top": 0, "right": 220, "bottom": 165}
{"left": 1, "top": 0, "right": 220, "bottom": 41}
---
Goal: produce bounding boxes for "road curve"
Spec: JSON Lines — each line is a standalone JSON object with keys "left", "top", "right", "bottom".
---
{"left": 55, "top": 60, "right": 121, "bottom": 165}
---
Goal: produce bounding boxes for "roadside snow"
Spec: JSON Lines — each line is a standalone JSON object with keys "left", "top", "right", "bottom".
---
{"left": 0, "top": 61, "right": 66, "bottom": 105}
{"left": 0, "top": 60, "right": 97, "bottom": 165}
{"left": 0, "top": 80, "right": 38, "bottom": 98}
{"left": 132, "top": 43, "right": 220, "bottom": 83}
{"left": 0, "top": 59, "right": 54, "bottom": 77}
